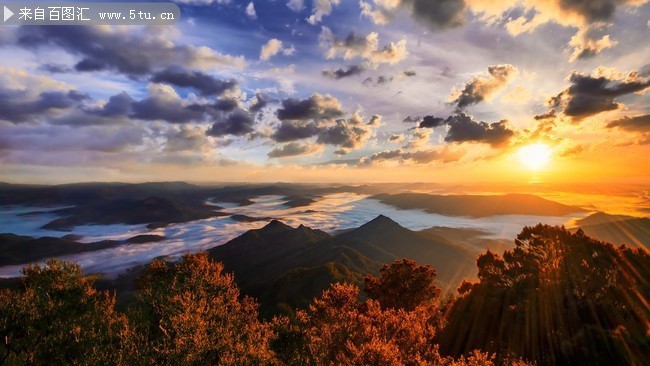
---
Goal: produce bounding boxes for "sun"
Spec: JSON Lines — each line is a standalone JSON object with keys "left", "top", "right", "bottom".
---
{"left": 517, "top": 143, "right": 552, "bottom": 171}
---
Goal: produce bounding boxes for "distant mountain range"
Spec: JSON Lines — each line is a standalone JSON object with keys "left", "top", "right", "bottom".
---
{"left": 373, "top": 193, "right": 586, "bottom": 217}
{"left": 209, "top": 215, "right": 476, "bottom": 316}
{"left": 573, "top": 212, "right": 650, "bottom": 248}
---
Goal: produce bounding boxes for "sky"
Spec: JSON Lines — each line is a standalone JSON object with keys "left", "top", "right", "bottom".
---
{"left": 0, "top": 0, "right": 648, "bottom": 184}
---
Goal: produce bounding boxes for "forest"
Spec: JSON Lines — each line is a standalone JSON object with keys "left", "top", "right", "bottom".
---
{"left": 1, "top": 224, "right": 648, "bottom": 365}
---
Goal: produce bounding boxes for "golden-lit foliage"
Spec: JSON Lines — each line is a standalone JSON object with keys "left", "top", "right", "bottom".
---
{"left": 273, "top": 282, "right": 444, "bottom": 365}
{"left": 0, "top": 227, "right": 647, "bottom": 365}
{"left": 0, "top": 260, "right": 133, "bottom": 365}
{"left": 134, "top": 252, "right": 276, "bottom": 365}
{"left": 439, "top": 224, "right": 650, "bottom": 365}
{"left": 364, "top": 258, "right": 441, "bottom": 311}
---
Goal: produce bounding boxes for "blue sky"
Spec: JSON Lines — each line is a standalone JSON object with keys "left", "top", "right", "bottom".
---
{"left": 0, "top": 0, "right": 649, "bottom": 183}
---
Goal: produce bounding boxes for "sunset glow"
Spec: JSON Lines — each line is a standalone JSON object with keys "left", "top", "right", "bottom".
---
{"left": 517, "top": 143, "right": 552, "bottom": 171}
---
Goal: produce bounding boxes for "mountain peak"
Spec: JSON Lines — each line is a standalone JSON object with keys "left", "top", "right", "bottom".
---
{"left": 259, "top": 219, "right": 293, "bottom": 235}
{"left": 366, "top": 214, "right": 400, "bottom": 227}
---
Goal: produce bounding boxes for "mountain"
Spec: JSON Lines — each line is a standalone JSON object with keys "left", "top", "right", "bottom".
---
{"left": 574, "top": 217, "right": 650, "bottom": 249}
{"left": 209, "top": 216, "right": 477, "bottom": 316}
{"left": 0, "top": 233, "right": 161, "bottom": 266}
{"left": 575, "top": 212, "right": 638, "bottom": 226}
{"left": 41, "top": 196, "right": 226, "bottom": 231}
{"left": 335, "top": 215, "right": 476, "bottom": 287}
{"left": 373, "top": 193, "right": 585, "bottom": 217}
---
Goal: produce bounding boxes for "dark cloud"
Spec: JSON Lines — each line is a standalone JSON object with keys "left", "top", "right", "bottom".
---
{"left": 414, "top": 113, "right": 515, "bottom": 147}
{"left": 322, "top": 65, "right": 365, "bottom": 80}
{"left": 88, "top": 92, "right": 134, "bottom": 118}
{"left": 276, "top": 93, "right": 344, "bottom": 121}
{"left": 549, "top": 68, "right": 650, "bottom": 120}
{"left": 131, "top": 95, "right": 205, "bottom": 124}
{"left": 319, "top": 27, "right": 408, "bottom": 65}
{"left": 0, "top": 89, "right": 89, "bottom": 123}
{"left": 316, "top": 120, "right": 372, "bottom": 149}
{"left": 418, "top": 116, "right": 446, "bottom": 128}
{"left": 362, "top": 70, "right": 416, "bottom": 87}
{"left": 450, "top": 64, "right": 518, "bottom": 110}
{"left": 206, "top": 108, "right": 255, "bottom": 137}
{"left": 606, "top": 114, "right": 650, "bottom": 133}
{"left": 150, "top": 68, "right": 238, "bottom": 96}
{"left": 444, "top": 114, "right": 515, "bottom": 147}
{"left": 268, "top": 142, "right": 320, "bottom": 158}
{"left": 249, "top": 93, "right": 275, "bottom": 113}
{"left": 39, "top": 64, "right": 73, "bottom": 73}
{"left": 534, "top": 109, "right": 557, "bottom": 120}
{"left": 361, "top": 0, "right": 466, "bottom": 30}
{"left": 271, "top": 121, "right": 319, "bottom": 142}
{"left": 16, "top": 26, "right": 244, "bottom": 76}
{"left": 403, "top": 0, "right": 466, "bottom": 30}
{"left": 214, "top": 98, "right": 239, "bottom": 112}
{"left": 360, "top": 146, "right": 465, "bottom": 165}
{"left": 271, "top": 110, "right": 378, "bottom": 151}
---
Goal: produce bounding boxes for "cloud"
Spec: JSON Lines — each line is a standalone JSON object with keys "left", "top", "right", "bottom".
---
{"left": 16, "top": 26, "right": 245, "bottom": 76}
{"left": 418, "top": 115, "right": 446, "bottom": 128}
{"left": 307, "top": 0, "right": 341, "bottom": 25}
{"left": 388, "top": 134, "right": 405, "bottom": 143}
{"left": 606, "top": 114, "right": 650, "bottom": 133}
{"left": 272, "top": 96, "right": 378, "bottom": 151}
{"left": 362, "top": 70, "right": 416, "bottom": 86}
{"left": 568, "top": 26, "right": 617, "bottom": 62}
{"left": 87, "top": 92, "right": 135, "bottom": 118}
{"left": 206, "top": 108, "right": 255, "bottom": 136}
{"left": 549, "top": 66, "right": 650, "bottom": 120}
{"left": 322, "top": 65, "right": 365, "bottom": 79}
{"left": 360, "top": 146, "right": 466, "bottom": 165}
{"left": 469, "top": 0, "right": 647, "bottom": 60}
{"left": 403, "top": 128, "right": 432, "bottom": 149}
{"left": 164, "top": 125, "right": 213, "bottom": 153}
{"left": 415, "top": 112, "right": 516, "bottom": 147}
{"left": 319, "top": 27, "right": 408, "bottom": 66}
{"left": 444, "top": 113, "right": 515, "bottom": 147}
{"left": 449, "top": 64, "right": 518, "bottom": 110}
{"left": 316, "top": 117, "right": 374, "bottom": 150}
{"left": 249, "top": 93, "right": 275, "bottom": 113}
{"left": 276, "top": 93, "right": 344, "bottom": 121}
{"left": 246, "top": 2, "right": 257, "bottom": 19}
{"left": 260, "top": 39, "right": 284, "bottom": 61}
{"left": 360, "top": 0, "right": 466, "bottom": 29}
{"left": 0, "top": 67, "right": 90, "bottom": 123}
{"left": 271, "top": 121, "right": 319, "bottom": 142}
{"left": 131, "top": 84, "right": 206, "bottom": 123}
{"left": 150, "top": 67, "right": 237, "bottom": 96}
{"left": 287, "top": 0, "right": 305, "bottom": 12}
{"left": 268, "top": 142, "right": 321, "bottom": 158}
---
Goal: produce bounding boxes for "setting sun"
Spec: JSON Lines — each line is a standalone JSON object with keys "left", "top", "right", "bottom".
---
{"left": 517, "top": 143, "right": 552, "bottom": 171}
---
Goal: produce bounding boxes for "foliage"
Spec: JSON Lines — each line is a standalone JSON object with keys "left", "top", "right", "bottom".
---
{"left": 364, "top": 258, "right": 441, "bottom": 311}
{"left": 133, "top": 252, "right": 276, "bottom": 365}
{"left": 0, "top": 260, "right": 132, "bottom": 365}
{"left": 438, "top": 224, "right": 650, "bottom": 365}
{"left": 0, "top": 225, "right": 647, "bottom": 365}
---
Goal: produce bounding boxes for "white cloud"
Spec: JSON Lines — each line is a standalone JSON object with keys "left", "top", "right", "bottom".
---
{"left": 246, "top": 2, "right": 257, "bottom": 19}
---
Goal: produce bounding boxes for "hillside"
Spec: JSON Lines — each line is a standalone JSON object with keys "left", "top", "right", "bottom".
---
{"left": 41, "top": 196, "right": 227, "bottom": 231}
{"left": 209, "top": 215, "right": 477, "bottom": 316}
{"left": 0, "top": 233, "right": 165, "bottom": 266}
{"left": 373, "top": 193, "right": 585, "bottom": 217}
{"left": 576, "top": 218, "right": 650, "bottom": 248}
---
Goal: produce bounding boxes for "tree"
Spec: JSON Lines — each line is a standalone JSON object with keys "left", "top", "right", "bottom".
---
{"left": 364, "top": 258, "right": 441, "bottom": 311}
{"left": 273, "top": 282, "right": 444, "bottom": 365}
{"left": 0, "top": 259, "right": 132, "bottom": 365}
{"left": 438, "top": 224, "right": 650, "bottom": 365}
{"left": 133, "top": 252, "right": 276, "bottom": 365}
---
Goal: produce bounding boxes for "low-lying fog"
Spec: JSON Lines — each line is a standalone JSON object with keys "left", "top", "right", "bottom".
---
{"left": 0, "top": 193, "right": 586, "bottom": 277}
